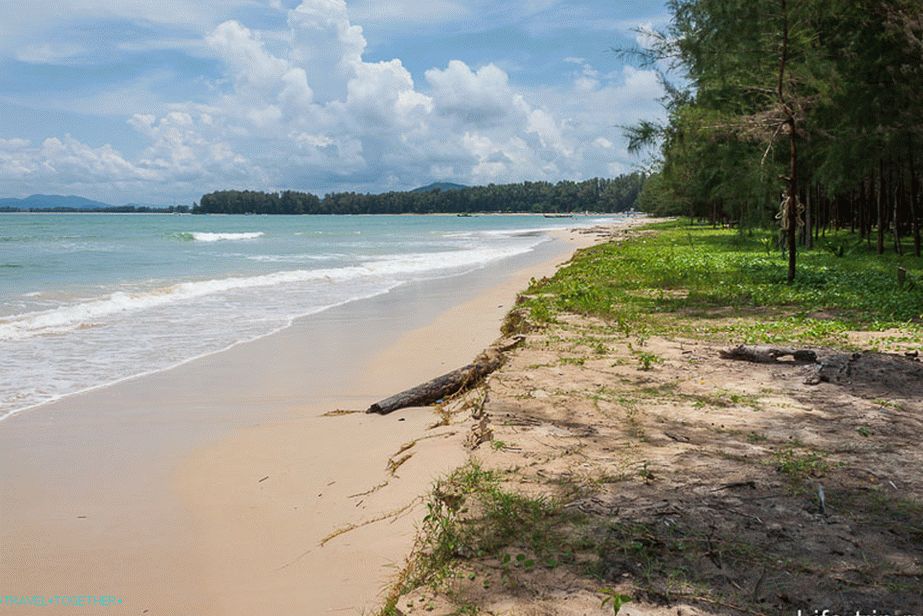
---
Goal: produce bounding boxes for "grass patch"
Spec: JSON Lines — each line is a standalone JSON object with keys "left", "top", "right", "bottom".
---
{"left": 689, "top": 388, "right": 762, "bottom": 411}
{"left": 516, "top": 221, "right": 923, "bottom": 347}
{"left": 772, "top": 447, "right": 830, "bottom": 485}
{"left": 589, "top": 520, "right": 766, "bottom": 603}
{"left": 379, "top": 461, "right": 570, "bottom": 614}
{"left": 852, "top": 489, "right": 923, "bottom": 542}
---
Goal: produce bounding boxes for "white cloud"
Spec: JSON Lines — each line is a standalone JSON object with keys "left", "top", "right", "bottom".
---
{"left": 0, "top": 135, "right": 155, "bottom": 188}
{"left": 425, "top": 61, "right": 526, "bottom": 127}
{"left": 0, "top": 0, "right": 665, "bottom": 201}
{"left": 14, "top": 42, "right": 86, "bottom": 64}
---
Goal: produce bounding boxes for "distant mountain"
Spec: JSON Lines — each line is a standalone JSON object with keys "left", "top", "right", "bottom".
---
{"left": 410, "top": 182, "right": 468, "bottom": 193}
{"left": 0, "top": 194, "right": 113, "bottom": 210}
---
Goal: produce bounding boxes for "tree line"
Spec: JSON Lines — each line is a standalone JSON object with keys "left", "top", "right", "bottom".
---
{"left": 193, "top": 175, "right": 644, "bottom": 215}
{"left": 626, "top": 0, "right": 922, "bottom": 280}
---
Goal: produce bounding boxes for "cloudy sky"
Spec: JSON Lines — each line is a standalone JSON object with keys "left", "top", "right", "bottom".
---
{"left": 0, "top": 1, "right": 668, "bottom": 204}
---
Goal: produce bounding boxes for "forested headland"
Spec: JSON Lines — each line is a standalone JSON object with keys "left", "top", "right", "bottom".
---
{"left": 193, "top": 175, "right": 643, "bottom": 215}
{"left": 627, "top": 0, "right": 922, "bottom": 281}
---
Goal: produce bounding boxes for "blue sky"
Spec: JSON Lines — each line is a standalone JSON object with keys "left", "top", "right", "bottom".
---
{"left": 0, "top": 1, "right": 669, "bottom": 203}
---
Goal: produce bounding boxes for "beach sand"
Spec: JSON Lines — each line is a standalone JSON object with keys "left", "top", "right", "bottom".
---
{"left": 0, "top": 224, "right": 616, "bottom": 615}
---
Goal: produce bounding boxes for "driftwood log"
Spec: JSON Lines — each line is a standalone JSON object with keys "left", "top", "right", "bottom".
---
{"left": 367, "top": 348, "right": 506, "bottom": 415}
{"left": 804, "top": 352, "right": 859, "bottom": 385}
{"left": 719, "top": 344, "right": 817, "bottom": 364}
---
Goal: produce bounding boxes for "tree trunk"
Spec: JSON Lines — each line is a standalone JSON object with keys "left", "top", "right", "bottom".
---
{"left": 877, "top": 160, "right": 885, "bottom": 255}
{"left": 910, "top": 139, "right": 921, "bottom": 257}
{"left": 806, "top": 186, "right": 812, "bottom": 249}
{"left": 779, "top": 0, "right": 798, "bottom": 284}
{"left": 893, "top": 161, "right": 903, "bottom": 255}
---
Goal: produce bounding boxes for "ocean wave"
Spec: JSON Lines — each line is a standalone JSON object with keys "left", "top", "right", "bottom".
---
{"left": 175, "top": 231, "right": 265, "bottom": 242}
{"left": 0, "top": 241, "right": 542, "bottom": 342}
{"left": 0, "top": 267, "right": 366, "bottom": 342}
{"left": 247, "top": 253, "right": 346, "bottom": 263}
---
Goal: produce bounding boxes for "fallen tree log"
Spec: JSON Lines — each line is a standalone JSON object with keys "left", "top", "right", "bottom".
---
{"left": 804, "top": 352, "right": 868, "bottom": 385}
{"left": 367, "top": 348, "right": 505, "bottom": 415}
{"left": 719, "top": 344, "right": 817, "bottom": 364}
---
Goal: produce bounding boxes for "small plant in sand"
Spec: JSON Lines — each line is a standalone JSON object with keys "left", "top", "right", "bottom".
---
{"left": 634, "top": 350, "right": 663, "bottom": 371}
{"left": 490, "top": 439, "right": 508, "bottom": 451}
{"left": 772, "top": 447, "right": 829, "bottom": 485}
{"left": 599, "top": 588, "right": 632, "bottom": 615}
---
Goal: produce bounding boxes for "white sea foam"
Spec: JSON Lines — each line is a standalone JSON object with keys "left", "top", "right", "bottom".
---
{"left": 0, "top": 242, "right": 541, "bottom": 344}
{"left": 0, "top": 219, "right": 560, "bottom": 420}
{"left": 180, "top": 231, "right": 265, "bottom": 242}
{"left": 247, "top": 253, "right": 346, "bottom": 263}
{"left": 0, "top": 267, "right": 364, "bottom": 341}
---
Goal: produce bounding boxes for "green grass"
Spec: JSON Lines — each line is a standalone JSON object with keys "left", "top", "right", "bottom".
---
{"left": 518, "top": 221, "right": 923, "bottom": 347}
{"left": 772, "top": 447, "right": 830, "bottom": 485}
{"left": 379, "top": 461, "right": 569, "bottom": 614}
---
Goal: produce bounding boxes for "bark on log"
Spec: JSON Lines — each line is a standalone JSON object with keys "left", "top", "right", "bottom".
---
{"left": 367, "top": 349, "right": 505, "bottom": 415}
{"left": 804, "top": 352, "right": 861, "bottom": 385}
{"left": 719, "top": 345, "right": 817, "bottom": 364}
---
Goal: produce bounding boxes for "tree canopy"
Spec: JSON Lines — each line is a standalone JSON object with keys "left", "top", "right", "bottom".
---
{"left": 194, "top": 175, "right": 645, "bottom": 215}
{"left": 627, "top": 0, "right": 923, "bottom": 277}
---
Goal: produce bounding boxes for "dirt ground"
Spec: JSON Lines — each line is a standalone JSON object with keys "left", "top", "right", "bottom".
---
{"left": 391, "top": 238, "right": 923, "bottom": 616}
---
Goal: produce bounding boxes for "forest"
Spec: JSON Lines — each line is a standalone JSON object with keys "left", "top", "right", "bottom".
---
{"left": 627, "top": 0, "right": 922, "bottom": 281}
{"left": 193, "top": 175, "right": 644, "bottom": 215}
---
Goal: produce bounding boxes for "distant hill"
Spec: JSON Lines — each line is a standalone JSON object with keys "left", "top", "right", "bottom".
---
{"left": 0, "top": 194, "right": 113, "bottom": 210}
{"left": 410, "top": 182, "right": 468, "bottom": 193}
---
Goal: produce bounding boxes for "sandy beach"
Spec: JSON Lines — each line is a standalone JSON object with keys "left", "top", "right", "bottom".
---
{"left": 0, "top": 224, "right": 615, "bottom": 615}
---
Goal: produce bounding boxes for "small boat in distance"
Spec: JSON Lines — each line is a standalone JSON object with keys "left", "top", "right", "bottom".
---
{"left": 543, "top": 213, "right": 574, "bottom": 218}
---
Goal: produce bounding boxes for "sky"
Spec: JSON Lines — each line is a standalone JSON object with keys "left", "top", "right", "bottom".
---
{"left": 0, "top": 1, "right": 669, "bottom": 204}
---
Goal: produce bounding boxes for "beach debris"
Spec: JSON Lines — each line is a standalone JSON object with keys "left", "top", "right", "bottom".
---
{"left": 348, "top": 480, "right": 390, "bottom": 500}
{"left": 804, "top": 351, "right": 923, "bottom": 388}
{"left": 465, "top": 413, "right": 493, "bottom": 450}
{"left": 319, "top": 499, "right": 419, "bottom": 547}
{"left": 719, "top": 344, "right": 817, "bottom": 364}
{"left": 805, "top": 352, "right": 861, "bottom": 385}
{"left": 367, "top": 347, "right": 506, "bottom": 415}
{"left": 387, "top": 453, "right": 414, "bottom": 475}
{"left": 321, "top": 409, "right": 362, "bottom": 417}
{"left": 258, "top": 475, "right": 270, "bottom": 483}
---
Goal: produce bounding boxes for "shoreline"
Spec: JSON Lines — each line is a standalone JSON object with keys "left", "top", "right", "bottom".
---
{"left": 172, "top": 224, "right": 618, "bottom": 615}
{"left": 0, "top": 214, "right": 621, "bottom": 423}
{"left": 0, "top": 220, "right": 634, "bottom": 615}
{"left": 380, "top": 220, "right": 923, "bottom": 615}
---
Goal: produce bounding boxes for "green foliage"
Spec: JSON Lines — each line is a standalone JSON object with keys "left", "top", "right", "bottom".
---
{"left": 195, "top": 175, "right": 645, "bottom": 215}
{"left": 599, "top": 589, "right": 632, "bottom": 615}
{"left": 627, "top": 0, "right": 923, "bottom": 264}
{"left": 772, "top": 447, "right": 830, "bottom": 484}
{"left": 403, "top": 461, "right": 564, "bottom": 593}
{"left": 520, "top": 221, "right": 923, "bottom": 345}
{"left": 633, "top": 350, "right": 662, "bottom": 371}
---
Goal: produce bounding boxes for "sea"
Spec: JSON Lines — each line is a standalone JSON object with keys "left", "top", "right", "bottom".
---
{"left": 0, "top": 213, "right": 621, "bottom": 420}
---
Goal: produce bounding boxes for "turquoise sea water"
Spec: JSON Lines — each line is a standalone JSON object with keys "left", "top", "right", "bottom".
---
{"left": 0, "top": 213, "right": 620, "bottom": 419}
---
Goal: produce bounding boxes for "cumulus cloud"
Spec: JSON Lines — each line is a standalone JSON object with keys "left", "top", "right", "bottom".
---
{"left": 0, "top": 0, "right": 665, "bottom": 201}
{"left": 426, "top": 61, "right": 525, "bottom": 126}
{"left": 0, "top": 135, "right": 156, "bottom": 192}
